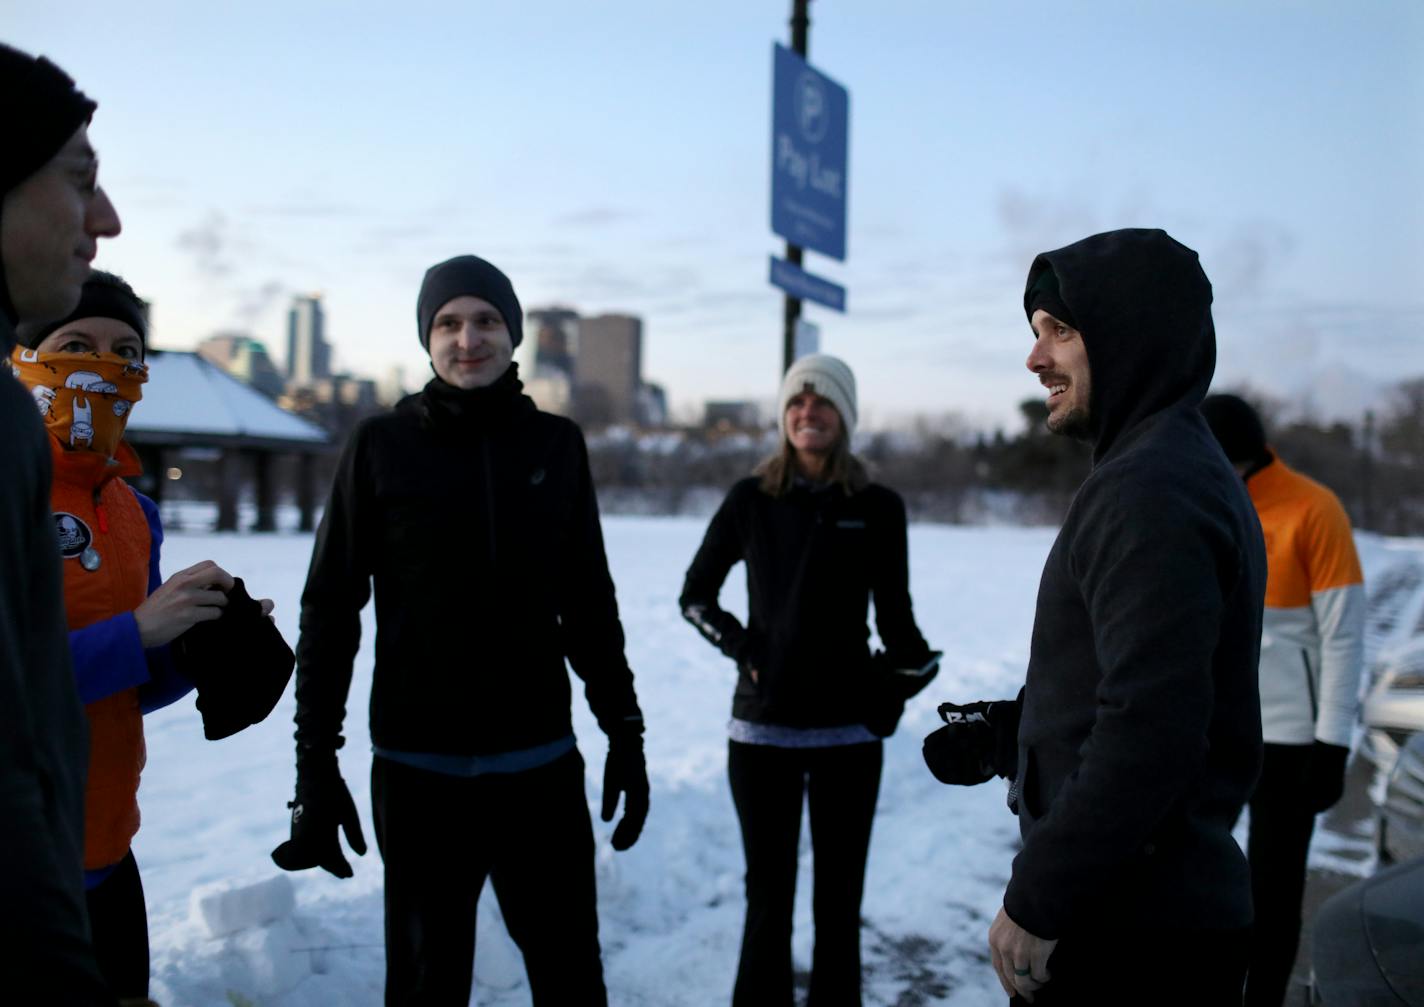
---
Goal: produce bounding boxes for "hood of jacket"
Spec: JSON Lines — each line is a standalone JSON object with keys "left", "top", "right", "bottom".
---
{"left": 1023, "top": 228, "right": 1216, "bottom": 464}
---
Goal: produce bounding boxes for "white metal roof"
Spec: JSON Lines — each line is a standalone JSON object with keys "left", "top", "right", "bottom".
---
{"left": 127, "top": 351, "right": 327, "bottom": 444}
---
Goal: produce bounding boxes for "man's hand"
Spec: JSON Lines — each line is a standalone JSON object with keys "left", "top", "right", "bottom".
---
{"left": 601, "top": 730, "right": 649, "bottom": 851}
{"left": 134, "top": 560, "right": 235, "bottom": 648}
{"left": 988, "top": 905, "right": 1056, "bottom": 1003}
{"left": 271, "top": 755, "right": 366, "bottom": 879}
{"left": 1307, "top": 741, "right": 1350, "bottom": 812}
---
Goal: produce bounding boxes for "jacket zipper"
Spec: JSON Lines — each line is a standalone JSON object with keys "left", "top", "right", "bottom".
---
{"left": 93, "top": 484, "right": 110, "bottom": 533}
{"left": 1300, "top": 649, "right": 1318, "bottom": 722}
{"left": 480, "top": 436, "right": 497, "bottom": 571}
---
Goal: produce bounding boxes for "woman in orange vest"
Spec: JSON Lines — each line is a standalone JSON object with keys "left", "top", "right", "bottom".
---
{"left": 10, "top": 270, "right": 271, "bottom": 1002}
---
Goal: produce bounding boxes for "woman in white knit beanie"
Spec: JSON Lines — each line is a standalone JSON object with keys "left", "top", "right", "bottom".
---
{"left": 679, "top": 353, "right": 938, "bottom": 1005}
{"left": 760, "top": 352, "right": 864, "bottom": 495}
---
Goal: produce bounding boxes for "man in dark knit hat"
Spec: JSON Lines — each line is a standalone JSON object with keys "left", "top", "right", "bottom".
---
{"left": 0, "top": 40, "right": 122, "bottom": 1003}
{"left": 923, "top": 229, "right": 1266, "bottom": 1005}
{"left": 273, "top": 254, "right": 650, "bottom": 1005}
{"left": 1202, "top": 393, "right": 1365, "bottom": 1007}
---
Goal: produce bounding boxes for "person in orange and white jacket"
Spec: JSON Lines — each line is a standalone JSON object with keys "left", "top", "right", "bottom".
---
{"left": 11, "top": 270, "right": 273, "bottom": 1004}
{"left": 1202, "top": 393, "right": 1366, "bottom": 1007}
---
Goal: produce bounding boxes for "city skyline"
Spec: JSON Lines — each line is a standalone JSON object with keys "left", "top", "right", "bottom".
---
{"left": 196, "top": 294, "right": 675, "bottom": 430}
{"left": 8, "top": 1, "right": 1421, "bottom": 432}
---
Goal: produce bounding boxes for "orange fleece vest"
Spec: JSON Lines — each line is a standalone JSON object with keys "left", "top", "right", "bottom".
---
{"left": 50, "top": 436, "right": 149, "bottom": 870}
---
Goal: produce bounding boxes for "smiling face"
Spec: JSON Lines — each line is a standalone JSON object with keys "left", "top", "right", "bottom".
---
{"left": 785, "top": 389, "right": 844, "bottom": 458}
{"left": 0, "top": 125, "right": 122, "bottom": 324}
{"left": 1026, "top": 308, "right": 1092, "bottom": 438}
{"left": 426, "top": 295, "right": 514, "bottom": 389}
{"left": 34, "top": 315, "right": 143, "bottom": 360}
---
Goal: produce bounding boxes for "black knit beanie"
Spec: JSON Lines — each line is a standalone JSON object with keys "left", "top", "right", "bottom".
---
{"left": 416, "top": 255, "right": 523, "bottom": 351}
{"left": 17, "top": 270, "right": 148, "bottom": 354}
{"left": 1024, "top": 265, "right": 1078, "bottom": 332}
{"left": 0, "top": 43, "right": 96, "bottom": 197}
{"left": 1200, "top": 393, "right": 1268, "bottom": 466}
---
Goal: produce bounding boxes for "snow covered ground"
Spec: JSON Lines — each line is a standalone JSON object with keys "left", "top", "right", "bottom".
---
{"left": 131, "top": 519, "right": 1421, "bottom": 1006}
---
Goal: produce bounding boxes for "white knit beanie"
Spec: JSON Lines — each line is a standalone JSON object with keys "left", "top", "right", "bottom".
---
{"left": 778, "top": 353, "right": 857, "bottom": 440}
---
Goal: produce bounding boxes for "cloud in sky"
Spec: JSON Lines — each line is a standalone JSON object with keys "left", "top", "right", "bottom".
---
{"left": 551, "top": 206, "right": 640, "bottom": 228}
{"left": 1208, "top": 221, "right": 1299, "bottom": 302}
{"left": 247, "top": 201, "right": 365, "bottom": 220}
{"left": 232, "top": 280, "right": 287, "bottom": 329}
{"left": 175, "top": 212, "right": 235, "bottom": 279}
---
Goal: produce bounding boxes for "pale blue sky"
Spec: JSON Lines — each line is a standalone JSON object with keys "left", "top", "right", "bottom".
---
{"left": 9, "top": 0, "right": 1422, "bottom": 429}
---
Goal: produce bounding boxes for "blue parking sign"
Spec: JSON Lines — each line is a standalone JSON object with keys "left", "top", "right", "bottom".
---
{"left": 770, "top": 43, "right": 849, "bottom": 262}
{"left": 769, "top": 256, "right": 846, "bottom": 312}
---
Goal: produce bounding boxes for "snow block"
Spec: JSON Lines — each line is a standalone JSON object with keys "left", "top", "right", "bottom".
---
{"left": 190, "top": 874, "right": 296, "bottom": 938}
{"left": 216, "top": 917, "right": 310, "bottom": 996}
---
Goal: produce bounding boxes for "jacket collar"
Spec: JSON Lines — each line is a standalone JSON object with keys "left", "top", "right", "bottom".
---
{"left": 49, "top": 435, "right": 142, "bottom": 492}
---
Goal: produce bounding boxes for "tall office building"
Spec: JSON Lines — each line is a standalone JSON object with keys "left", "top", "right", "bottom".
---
{"left": 197, "top": 332, "right": 286, "bottom": 398}
{"left": 286, "top": 294, "right": 331, "bottom": 385}
{"left": 574, "top": 313, "right": 642, "bottom": 426}
{"left": 525, "top": 306, "right": 580, "bottom": 378}
{"left": 518, "top": 306, "right": 580, "bottom": 416}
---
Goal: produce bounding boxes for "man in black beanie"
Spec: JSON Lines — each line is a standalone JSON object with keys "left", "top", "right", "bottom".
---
{"left": 925, "top": 230, "right": 1266, "bottom": 1005}
{"left": 274, "top": 253, "right": 650, "bottom": 1005}
{"left": 0, "top": 40, "right": 122, "bottom": 1004}
{"left": 1, "top": 43, "right": 122, "bottom": 335}
{"left": 1202, "top": 393, "right": 1365, "bottom": 1007}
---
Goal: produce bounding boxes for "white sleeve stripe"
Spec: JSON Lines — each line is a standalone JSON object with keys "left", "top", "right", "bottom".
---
{"left": 1310, "top": 583, "right": 1366, "bottom": 747}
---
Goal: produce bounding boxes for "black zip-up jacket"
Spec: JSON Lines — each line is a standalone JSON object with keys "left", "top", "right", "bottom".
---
{"left": 0, "top": 311, "right": 111, "bottom": 999}
{"left": 292, "top": 367, "right": 642, "bottom": 757}
{"left": 1004, "top": 229, "right": 1266, "bottom": 940}
{"left": 680, "top": 475, "right": 930, "bottom": 728}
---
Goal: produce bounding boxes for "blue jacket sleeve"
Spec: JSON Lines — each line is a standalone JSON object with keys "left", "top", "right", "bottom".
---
{"left": 134, "top": 492, "right": 192, "bottom": 713}
{"left": 69, "top": 613, "right": 149, "bottom": 705}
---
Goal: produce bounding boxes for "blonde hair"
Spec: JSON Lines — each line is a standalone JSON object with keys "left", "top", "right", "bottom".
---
{"left": 755, "top": 432, "right": 868, "bottom": 498}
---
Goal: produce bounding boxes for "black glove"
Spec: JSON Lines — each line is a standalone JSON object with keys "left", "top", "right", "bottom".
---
{"left": 863, "top": 649, "right": 943, "bottom": 737}
{"left": 1306, "top": 741, "right": 1350, "bottom": 813}
{"left": 874, "top": 649, "right": 943, "bottom": 700}
{"left": 601, "top": 728, "right": 650, "bottom": 852}
{"left": 171, "top": 577, "right": 294, "bottom": 741}
{"left": 922, "top": 699, "right": 1020, "bottom": 786}
{"left": 271, "top": 752, "right": 367, "bottom": 879}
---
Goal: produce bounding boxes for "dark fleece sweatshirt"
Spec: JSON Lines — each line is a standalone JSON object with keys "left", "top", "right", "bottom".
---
{"left": 292, "top": 366, "right": 642, "bottom": 758}
{"left": 0, "top": 311, "right": 111, "bottom": 999}
{"left": 680, "top": 476, "right": 932, "bottom": 728}
{"left": 1003, "top": 229, "right": 1267, "bottom": 940}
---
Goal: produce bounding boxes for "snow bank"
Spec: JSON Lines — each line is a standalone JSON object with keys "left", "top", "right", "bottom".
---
{"left": 129, "top": 519, "right": 1416, "bottom": 1005}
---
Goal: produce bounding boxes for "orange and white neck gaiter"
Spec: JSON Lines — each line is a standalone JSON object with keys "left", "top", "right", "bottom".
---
{"left": 8, "top": 347, "right": 148, "bottom": 458}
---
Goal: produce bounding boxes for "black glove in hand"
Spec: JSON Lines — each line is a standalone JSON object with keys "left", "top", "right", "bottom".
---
{"left": 922, "top": 699, "right": 1019, "bottom": 786}
{"left": 1306, "top": 741, "right": 1350, "bottom": 813}
{"left": 862, "top": 649, "right": 943, "bottom": 737}
{"left": 271, "top": 757, "right": 367, "bottom": 879}
{"left": 601, "top": 730, "right": 650, "bottom": 852}
{"left": 172, "top": 576, "right": 294, "bottom": 741}
{"left": 873, "top": 649, "right": 943, "bottom": 700}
